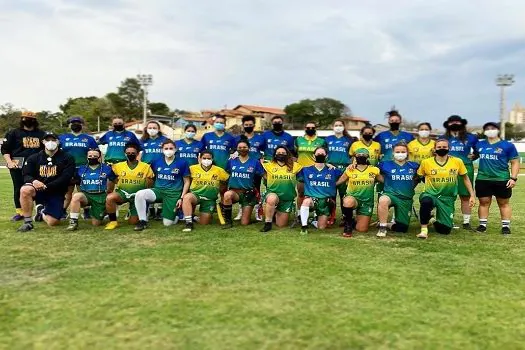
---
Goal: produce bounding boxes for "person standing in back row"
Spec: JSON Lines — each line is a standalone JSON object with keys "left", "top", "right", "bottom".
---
{"left": 201, "top": 115, "right": 237, "bottom": 170}
{"left": 374, "top": 109, "right": 414, "bottom": 162}
{"left": 261, "top": 116, "right": 295, "bottom": 162}
{"left": 98, "top": 116, "right": 141, "bottom": 164}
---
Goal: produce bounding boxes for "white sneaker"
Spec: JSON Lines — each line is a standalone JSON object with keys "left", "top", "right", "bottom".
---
{"left": 417, "top": 231, "right": 428, "bottom": 239}
{"left": 234, "top": 205, "right": 242, "bottom": 221}
{"left": 254, "top": 204, "right": 263, "bottom": 221}
{"left": 376, "top": 229, "right": 387, "bottom": 238}
{"left": 310, "top": 220, "right": 318, "bottom": 228}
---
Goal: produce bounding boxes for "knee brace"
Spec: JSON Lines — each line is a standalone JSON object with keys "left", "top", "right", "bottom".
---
{"left": 419, "top": 197, "right": 434, "bottom": 225}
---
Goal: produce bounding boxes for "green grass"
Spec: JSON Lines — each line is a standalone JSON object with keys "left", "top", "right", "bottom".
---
{"left": 1, "top": 169, "right": 525, "bottom": 349}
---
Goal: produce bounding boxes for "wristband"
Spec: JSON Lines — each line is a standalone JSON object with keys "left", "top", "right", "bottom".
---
{"left": 510, "top": 177, "right": 518, "bottom": 182}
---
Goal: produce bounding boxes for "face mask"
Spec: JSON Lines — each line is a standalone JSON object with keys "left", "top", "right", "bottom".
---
{"left": 201, "top": 159, "right": 213, "bottom": 167}
{"left": 163, "top": 149, "right": 175, "bottom": 158}
{"left": 362, "top": 134, "right": 373, "bottom": 141}
{"left": 238, "top": 149, "right": 249, "bottom": 157}
{"left": 147, "top": 128, "right": 159, "bottom": 137}
{"left": 484, "top": 129, "right": 499, "bottom": 138}
{"left": 113, "top": 124, "right": 124, "bottom": 131}
{"left": 88, "top": 158, "right": 100, "bottom": 166}
{"left": 334, "top": 126, "right": 345, "bottom": 134}
{"left": 126, "top": 153, "right": 137, "bottom": 162}
{"left": 394, "top": 152, "right": 408, "bottom": 161}
{"left": 418, "top": 130, "right": 430, "bottom": 138}
{"left": 44, "top": 140, "right": 58, "bottom": 151}
{"left": 244, "top": 126, "right": 254, "bottom": 134}
{"left": 273, "top": 123, "right": 283, "bottom": 132}
{"left": 275, "top": 154, "right": 286, "bottom": 162}
{"left": 185, "top": 131, "right": 196, "bottom": 139}
{"left": 315, "top": 154, "right": 326, "bottom": 163}
{"left": 214, "top": 123, "right": 225, "bottom": 131}
{"left": 22, "top": 119, "right": 36, "bottom": 128}
{"left": 448, "top": 124, "right": 462, "bottom": 132}
{"left": 305, "top": 128, "right": 316, "bottom": 136}
{"left": 389, "top": 122, "right": 400, "bottom": 131}
{"left": 71, "top": 124, "right": 82, "bottom": 133}
{"left": 355, "top": 156, "right": 368, "bottom": 165}
{"left": 435, "top": 149, "right": 449, "bottom": 157}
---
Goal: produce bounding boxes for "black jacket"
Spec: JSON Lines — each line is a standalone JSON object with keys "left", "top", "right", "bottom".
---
{"left": 1, "top": 128, "right": 46, "bottom": 158}
{"left": 23, "top": 149, "right": 75, "bottom": 194}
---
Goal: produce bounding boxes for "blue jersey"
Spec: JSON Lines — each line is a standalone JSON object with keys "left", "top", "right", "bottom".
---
{"left": 98, "top": 130, "right": 141, "bottom": 163}
{"left": 201, "top": 132, "right": 237, "bottom": 169}
{"left": 140, "top": 135, "right": 168, "bottom": 164}
{"left": 475, "top": 139, "right": 519, "bottom": 181}
{"left": 175, "top": 139, "right": 204, "bottom": 166}
{"left": 374, "top": 131, "right": 414, "bottom": 161}
{"left": 441, "top": 133, "right": 478, "bottom": 166}
{"left": 237, "top": 134, "right": 264, "bottom": 160}
{"left": 297, "top": 165, "right": 343, "bottom": 198}
{"left": 59, "top": 133, "right": 98, "bottom": 167}
{"left": 261, "top": 130, "right": 295, "bottom": 161}
{"left": 151, "top": 158, "right": 189, "bottom": 192}
{"left": 378, "top": 160, "right": 419, "bottom": 199}
{"left": 226, "top": 157, "right": 264, "bottom": 190}
{"left": 326, "top": 135, "right": 353, "bottom": 165}
{"left": 76, "top": 163, "right": 116, "bottom": 193}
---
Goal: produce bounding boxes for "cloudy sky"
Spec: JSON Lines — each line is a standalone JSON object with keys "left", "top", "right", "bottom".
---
{"left": 1, "top": 0, "right": 524, "bottom": 125}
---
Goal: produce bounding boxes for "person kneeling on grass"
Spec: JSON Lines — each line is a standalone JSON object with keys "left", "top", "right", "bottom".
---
{"left": 104, "top": 143, "right": 154, "bottom": 230}
{"left": 67, "top": 149, "right": 116, "bottom": 230}
{"left": 134, "top": 140, "right": 190, "bottom": 231}
{"left": 18, "top": 132, "right": 75, "bottom": 232}
{"left": 416, "top": 139, "right": 475, "bottom": 239}
{"left": 181, "top": 151, "right": 229, "bottom": 232}
{"left": 335, "top": 148, "right": 382, "bottom": 238}
{"left": 296, "top": 147, "right": 343, "bottom": 235}
{"left": 221, "top": 140, "right": 264, "bottom": 228}
{"left": 260, "top": 146, "right": 302, "bottom": 233}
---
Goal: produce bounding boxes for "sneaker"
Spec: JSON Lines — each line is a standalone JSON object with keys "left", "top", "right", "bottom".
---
{"left": 453, "top": 225, "right": 460, "bottom": 229}
{"left": 376, "top": 227, "right": 387, "bottom": 238}
{"left": 148, "top": 207, "right": 156, "bottom": 220}
{"left": 155, "top": 209, "right": 162, "bottom": 221}
{"left": 222, "top": 221, "right": 233, "bottom": 229}
{"left": 417, "top": 231, "right": 428, "bottom": 239}
{"left": 17, "top": 222, "right": 34, "bottom": 232}
{"left": 462, "top": 223, "right": 474, "bottom": 231}
{"left": 300, "top": 226, "right": 308, "bottom": 235}
{"left": 255, "top": 204, "right": 263, "bottom": 221}
{"left": 66, "top": 220, "right": 79, "bottom": 231}
{"left": 61, "top": 210, "right": 68, "bottom": 220}
{"left": 260, "top": 222, "right": 272, "bottom": 233}
{"left": 11, "top": 213, "right": 24, "bottom": 222}
{"left": 124, "top": 210, "right": 131, "bottom": 220}
{"left": 134, "top": 220, "right": 148, "bottom": 231}
{"left": 501, "top": 226, "right": 511, "bottom": 235}
{"left": 289, "top": 216, "right": 300, "bottom": 229}
{"left": 310, "top": 220, "right": 318, "bottom": 229}
{"left": 104, "top": 221, "right": 119, "bottom": 230}
{"left": 83, "top": 207, "right": 91, "bottom": 220}
{"left": 234, "top": 208, "right": 242, "bottom": 221}
{"left": 342, "top": 224, "right": 353, "bottom": 238}
{"left": 182, "top": 222, "right": 193, "bottom": 232}
{"left": 34, "top": 204, "right": 44, "bottom": 222}
{"left": 476, "top": 225, "right": 487, "bottom": 233}
{"left": 193, "top": 215, "right": 200, "bottom": 223}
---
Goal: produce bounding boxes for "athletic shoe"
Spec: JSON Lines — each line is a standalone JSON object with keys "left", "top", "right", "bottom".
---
{"left": 234, "top": 207, "right": 242, "bottom": 221}
{"left": 342, "top": 223, "right": 353, "bottom": 238}
{"left": 83, "top": 208, "right": 91, "bottom": 220}
{"left": 182, "top": 222, "right": 193, "bottom": 232}
{"left": 260, "top": 222, "right": 272, "bottom": 233}
{"left": 376, "top": 227, "right": 387, "bottom": 238}
{"left": 17, "top": 222, "right": 34, "bottom": 232}
{"left": 134, "top": 220, "right": 148, "bottom": 231}
{"left": 453, "top": 225, "right": 460, "bottom": 229}
{"left": 501, "top": 227, "right": 511, "bottom": 235}
{"left": 255, "top": 204, "right": 263, "bottom": 221}
{"left": 462, "top": 223, "right": 475, "bottom": 231}
{"left": 310, "top": 220, "right": 318, "bottom": 229}
{"left": 417, "top": 231, "right": 428, "bottom": 239}
{"left": 193, "top": 215, "right": 200, "bottom": 223}
{"left": 66, "top": 220, "right": 79, "bottom": 231}
{"left": 300, "top": 226, "right": 308, "bottom": 235}
{"left": 104, "top": 221, "right": 119, "bottom": 230}
{"left": 155, "top": 208, "right": 162, "bottom": 221}
{"left": 289, "top": 216, "right": 300, "bottom": 229}
{"left": 61, "top": 209, "right": 68, "bottom": 220}
{"left": 34, "top": 204, "right": 44, "bottom": 222}
{"left": 148, "top": 207, "right": 156, "bottom": 220}
{"left": 11, "top": 214, "right": 24, "bottom": 222}
{"left": 476, "top": 225, "right": 487, "bottom": 233}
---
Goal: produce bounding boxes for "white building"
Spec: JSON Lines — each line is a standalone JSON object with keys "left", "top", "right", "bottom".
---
{"left": 509, "top": 103, "right": 525, "bottom": 125}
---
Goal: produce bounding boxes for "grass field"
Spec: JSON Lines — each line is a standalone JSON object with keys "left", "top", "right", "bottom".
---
{"left": 1, "top": 169, "right": 525, "bottom": 349}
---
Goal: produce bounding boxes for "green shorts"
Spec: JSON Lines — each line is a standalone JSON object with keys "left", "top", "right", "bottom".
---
{"left": 420, "top": 193, "right": 455, "bottom": 228}
{"left": 151, "top": 188, "right": 181, "bottom": 221}
{"left": 84, "top": 192, "right": 107, "bottom": 221}
{"left": 311, "top": 197, "right": 333, "bottom": 217}
{"left": 233, "top": 189, "right": 257, "bottom": 208}
{"left": 382, "top": 192, "right": 413, "bottom": 226}
{"left": 197, "top": 197, "right": 217, "bottom": 214}
{"left": 115, "top": 189, "right": 138, "bottom": 217}
{"left": 263, "top": 193, "right": 295, "bottom": 213}
{"left": 335, "top": 165, "right": 349, "bottom": 198}
{"left": 457, "top": 164, "right": 474, "bottom": 197}
{"left": 346, "top": 195, "right": 374, "bottom": 217}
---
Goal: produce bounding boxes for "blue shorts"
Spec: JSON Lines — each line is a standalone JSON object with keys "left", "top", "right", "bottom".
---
{"left": 35, "top": 191, "right": 65, "bottom": 220}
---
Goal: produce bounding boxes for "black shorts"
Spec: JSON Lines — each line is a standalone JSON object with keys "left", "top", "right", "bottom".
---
{"left": 475, "top": 179, "right": 512, "bottom": 199}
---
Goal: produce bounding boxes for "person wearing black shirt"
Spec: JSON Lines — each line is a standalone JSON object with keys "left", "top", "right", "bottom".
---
{"left": 17, "top": 132, "right": 75, "bottom": 232}
{"left": 1, "top": 111, "right": 45, "bottom": 221}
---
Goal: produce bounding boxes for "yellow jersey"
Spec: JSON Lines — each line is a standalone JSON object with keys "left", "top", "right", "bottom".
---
{"left": 112, "top": 161, "right": 154, "bottom": 194}
{"left": 408, "top": 139, "right": 435, "bottom": 164}
{"left": 349, "top": 140, "right": 381, "bottom": 166}
{"left": 417, "top": 156, "right": 467, "bottom": 198}
{"left": 263, "top": 161, "right": 302, "bottom": 201}
{"left": 189, "top": 164, "right": 229, "bottom": 201}
{"left": 344, "top": 166, "right": 380, "bottom": 202}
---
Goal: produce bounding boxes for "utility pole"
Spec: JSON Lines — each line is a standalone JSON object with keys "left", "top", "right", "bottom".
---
{"left": 495, "top": 74, "right": 515, "bottom": 140}
{"left": 137, "top": 74, "right": 153, "bottom": 126}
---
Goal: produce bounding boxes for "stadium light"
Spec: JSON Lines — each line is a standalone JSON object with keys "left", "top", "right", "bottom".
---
{"left": 137, "top": 74, "right": 153, "bottom": 125}
{"left": 496, "top": 74, "right": 515, "bottom": 140}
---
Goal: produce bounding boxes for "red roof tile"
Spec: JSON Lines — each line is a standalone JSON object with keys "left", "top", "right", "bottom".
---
{"left": 233, "top": 105, "right": 286, "bottom": 115}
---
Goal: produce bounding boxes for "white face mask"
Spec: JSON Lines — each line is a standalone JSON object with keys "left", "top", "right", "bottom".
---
{"left": 418, "top": 130, "right": 430, "bottom": 138}
{"left": 201, "top": 159, "right": 213, "bottom": 167}
{"left": 484, "top": 129, "right": 499, "bottom": 138}
{"left": 44, "top": 140, "right": 58, "bottom": 151}
{"left": 334, "top": 126, "right": 345, "bottom": 134}
{"left": 147, "top": 128, "right": 159, "bottom": 137}
{"left": 393, "top": 152, "right": 408, "bottom": 161}
{"left": 163, "top": 149, "right": 175, "bottom": 158}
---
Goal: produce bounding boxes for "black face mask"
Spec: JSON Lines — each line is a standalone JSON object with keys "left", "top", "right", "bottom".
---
{"left": 275, "top": 154, "right": 286, "bottom": 162}
{"left": 448, "top": 124, "right": 462, "bottom": 132}
{"left": 305, "top": 129, "right": 316, "bottom": 136}
{"left": 126, "top": 153, "right": 137, "bottom": 162}
{"left": 315, "top": 154, "right": 326, "bottom": 163}
{"left": 355, "top": 156, "right": 368, "bottom": 165}
{"left": 238, "top": 150, "right": 249, "bottom": 157}
{"left": 22, "top": 119, "right": 36, "bottom": 128}
{"left": 244, "top": 126, "right": 254, "bottom": 134}
{"left": 113, "top": 124, "right": 125, "bottom": 132}
{"left": 273, "top": 123, "right": 283, "bottom": 132}
{"left": 88, "top": 158, "right": 100, "bottom": 166}
{"left": 389, "top": 123, "right": 400, "bottom": 131}
{"left": 435, "top": 149, "right": 449, "bottom": 157}
{"left": 71, "top": 124, "right": 83, "bottom": 133}
{"left": 362, "top": 134, "right": 373, "bottom": 141}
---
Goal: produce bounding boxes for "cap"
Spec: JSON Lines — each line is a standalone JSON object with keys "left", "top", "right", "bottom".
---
{"left": 68, "top": 116, "right": 84, "bottom": 124}
{"left": 354, "top": 148, "right": 370, "bottom": 156}
{"left": 443, "top": 115, "right": 467, "bottom": 129}
{"left": 42, "top": 131, "right": 58, "bottom": 140}
{"left": 483, "top": 122, "right": 500, "bottom": 130}
{"left": 21, "top": 111, "right": 37, "bottom": 119}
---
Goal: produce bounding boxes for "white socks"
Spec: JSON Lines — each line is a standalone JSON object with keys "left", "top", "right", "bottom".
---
{"left": 300, "top": 206, "right": 310, "bottom": 226}
{"left": 463, "top": 214, "right": 471, "bottom": 224}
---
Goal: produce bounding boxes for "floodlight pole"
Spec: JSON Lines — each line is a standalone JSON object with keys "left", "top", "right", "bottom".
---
{"left": 496, "top": 74, "right": 515, "bottom": 140}
{"left": 137, "top": 74, "right": 153, "bottom": 126}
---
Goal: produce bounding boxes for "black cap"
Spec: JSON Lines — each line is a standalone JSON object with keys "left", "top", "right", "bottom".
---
{"left": 443, "top": 115, "right": 467, "bottom": 129}
{"left": 42, "top": 131, "right": 58, "bottom": 140}
{"left": 68, "top": 116, "right": 84, "bottom": 124}
{"left": 483, "top": 122, "right": 500, "bottom": 130}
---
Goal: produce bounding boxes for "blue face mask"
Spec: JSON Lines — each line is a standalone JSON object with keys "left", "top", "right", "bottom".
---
{"left": 214, "top": 122, "right": 225, "bottom": 131}
{"left": 185, "top": 131, "right": 196, "bottom": 139}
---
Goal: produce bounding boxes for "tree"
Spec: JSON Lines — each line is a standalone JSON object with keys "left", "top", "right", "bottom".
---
{"left": 149, "top": 102, "right": 171, "bottom": 116}
{"left": 504, "top": 122, "right": 525, "bottom": 141}
{"left": 0, "top": 103, "right": 21, "bottom": 135}
{"left": 284, "top": 98, "right": 351, "bottom": 128}
{"left": 105, "top": 78, "right": 144, "bottom": 120}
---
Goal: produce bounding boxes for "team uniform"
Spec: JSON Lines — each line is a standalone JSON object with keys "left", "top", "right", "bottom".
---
{"left": 295, "top": 136, "right": 327, "bottom": 167}
{"left": 374, "top": 131, "right": 414, "bottom": 161}
{"left": 225, "top": 158, "right": 265, "bottom": 207}
{"left": 297, "top": 166, "right": 343, "bottom": 216}
{"left": 175, "top": 139, "right": 204, "bottom": 166}
{"left": 261, "top": 131, "right": 295, "bottom": 161}
{"left": 441, "top": 133, "right": 478, "bottom": 197}
{"left": 378, "top": 160, "right": 420, "bottom": 227}
{"left": 344, "top": 166, "right": 380, "bottom": 216}
{"left": 417, "top": 157, "right": 467, "bottom": 229}
{"left": 98, "top": 130, "right": 141, "bottom": 164}
{"left": 408, "top": 139, "right": 436, "bottom": 164}
{"left": 262, "top": 161, "right": 302, "bottom": 213}
{"left": 349, "top": 140, "right": 381, "bottom": 166}
{"left": 201, "top": 132, "right": 237, "bottom": 169}
{"left": 140, "top": 135, "right": 168, "bottom": 164}
{"left": 111, "top": 161, "right": 154, "bottom": 216}
{"left": 75, "top": 163, "right": 116, "bottom": 220}
{"left": 189, "top": 165, "right": 230, "bottom": 213}
{"left": 326, "top": 135, "right": 353, "bottom": 199}
{"left": 59, "top": 133, "right": 98, "bottom": 167}
{"left": 475, "top": 140, "right": 519, "bottom": 199}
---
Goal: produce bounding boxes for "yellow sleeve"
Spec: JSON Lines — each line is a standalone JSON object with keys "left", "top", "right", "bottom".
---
{"left": 349, "top": 143, "right": 356, "bottom": 156}
{"left": 344, "top": 168, "right": 352, "bottom": 178}
{"left": 219, "top": 167, "right": 230, "bottom": 182}
{"left": 417, "top": 160, "right": 426, "bottom": 176}
{"left": 112, "top": 163, "right": 119, "bottom": 174}
{"left": 262, "top": 162, "right": 269, "bottom": 173}
{"left": 457, "top": 158, "right": 467, "bottom": 176}
{"left": 373, "top": 167, "right": 380, "bottom": 176}
{"left": 407, "top": 141, "right": 415, "bottom": 155}
{"left": 293, "top": 162, "right": 303, "bottom": 174}
{"left": 145, "top": 164, "right": 154, "bottom": 178}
